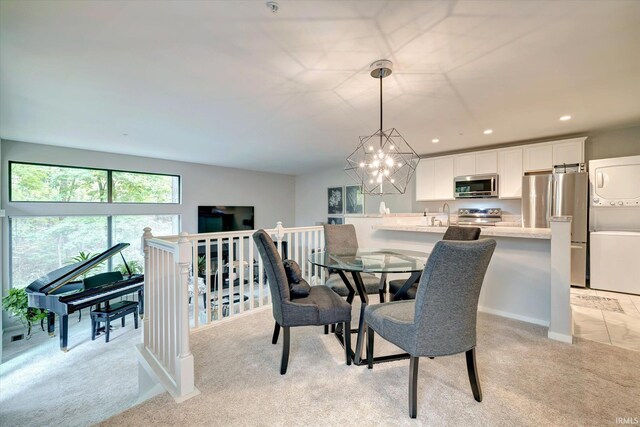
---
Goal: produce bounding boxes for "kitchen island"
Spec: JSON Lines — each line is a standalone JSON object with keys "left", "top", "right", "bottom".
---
{"left": 345, "top": 216, "right": 573, "bottom": 343}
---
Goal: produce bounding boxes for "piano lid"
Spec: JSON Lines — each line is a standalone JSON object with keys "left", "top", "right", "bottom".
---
{"left": 26, "top": 243, "right": 131, "bottom": 295}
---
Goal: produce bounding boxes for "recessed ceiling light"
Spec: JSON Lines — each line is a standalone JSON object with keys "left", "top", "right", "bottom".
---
{"left": 432, "top": 138, "right": 439, "bottom": 143}
{"left": 559, "top": 115, "right": 572, "bottom": 121}
{"left": 483, "top": 129, "right": 493, "bottom": 135}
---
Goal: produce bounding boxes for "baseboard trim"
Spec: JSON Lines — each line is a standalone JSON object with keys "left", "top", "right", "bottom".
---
{"left": 547, "top": 331, "right": 573, "bottom": 343}
{"left": 478, "top": 305, "right": 550, "bottom": 327}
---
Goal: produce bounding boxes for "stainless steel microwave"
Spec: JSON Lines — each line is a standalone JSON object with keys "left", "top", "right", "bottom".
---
{"left": 454, "top": 174, "right": 499, "bottom": 198}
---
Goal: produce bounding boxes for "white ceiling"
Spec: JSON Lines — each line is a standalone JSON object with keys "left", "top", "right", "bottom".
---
{"left": 1, "top": 1, "right": 639, "bottom": 175}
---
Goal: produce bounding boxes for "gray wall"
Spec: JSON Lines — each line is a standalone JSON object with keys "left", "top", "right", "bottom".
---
{"left": 1, "top": 140, "right": 295, "bottom": 332}
{"left": 295, "top": 124, "right": 640, "bottom": 224}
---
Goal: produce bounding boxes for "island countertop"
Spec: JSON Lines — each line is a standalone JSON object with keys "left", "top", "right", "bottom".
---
{"left": 371, "top": 224, "right": 551, "bottom": 239}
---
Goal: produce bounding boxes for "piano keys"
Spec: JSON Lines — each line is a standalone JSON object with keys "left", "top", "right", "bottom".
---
{"left": 26, "top": 243, "right": 144, "bottom": 352}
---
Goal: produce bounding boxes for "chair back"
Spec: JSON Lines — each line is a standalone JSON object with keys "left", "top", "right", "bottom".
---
{"left": 323, "top": 224, "right": 359, "bottom": 253}
{"left": 443, "top": 226, "right": 481, "bottom": 241}
{"left": 413, "top": 239, "right": 496, "bottom": 356}
{"left": 252, "top": 230, "right": 290, "bottom": 325}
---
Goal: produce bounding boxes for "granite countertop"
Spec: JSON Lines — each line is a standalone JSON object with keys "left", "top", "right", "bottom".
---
{"left": 371, "top": 224, "right": 551, "bottom": 239}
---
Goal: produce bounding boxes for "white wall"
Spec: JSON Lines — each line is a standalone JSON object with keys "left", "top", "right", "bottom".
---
{"left": 294, "top": 166, "right": 413, "bottom": 226}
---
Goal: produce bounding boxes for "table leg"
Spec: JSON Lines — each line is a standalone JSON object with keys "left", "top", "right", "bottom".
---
{"left": 392, "top": 271, "right": 422, "bottom": 301}
{"left": 350, "top": 271, "right": 368, "bottom": 365}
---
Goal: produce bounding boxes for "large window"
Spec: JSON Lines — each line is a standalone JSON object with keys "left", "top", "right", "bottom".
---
{"left": 9, "top": 162, "right": 180, "bottom": 204}
{"left": 10, "top": 215, "right": 179, "bottom": 289}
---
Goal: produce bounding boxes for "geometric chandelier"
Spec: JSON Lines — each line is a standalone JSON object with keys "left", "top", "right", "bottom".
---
{"left": 345, "top": 59, "right": 420, "bottom": 195}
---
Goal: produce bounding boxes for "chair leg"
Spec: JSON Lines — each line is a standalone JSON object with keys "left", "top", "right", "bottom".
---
{"left": 324, "top": 325, "right": 329, "bottom": 335}
{"left": 366, "top": 326, "right": 374, "bottom": 369}
{"left": 272, "top": 322, "right": 280, "bottom": 344}
{"left": 91, "top": 317, "right": 96, "bottom": 341}
{"left": 134, "top": 310, "right": 139, "bottom": 329}
{"left": 409, "top": 356, "right": 419, "bottom": 419}
{"left": 331, "top": 324, "right": 336, "bottom": 333}
{"left": 466, "top": 348, "right": 482, "bottom": 402}
{"left": 280, "top": 327, "right": 290, "bottom": 375}
{"left": 344, "top": 322, "right": 351, "bottom": 366}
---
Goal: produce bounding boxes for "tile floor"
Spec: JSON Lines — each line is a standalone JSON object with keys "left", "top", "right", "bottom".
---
{"left": 571, "top": 287, "right": 640, "bottom": 352}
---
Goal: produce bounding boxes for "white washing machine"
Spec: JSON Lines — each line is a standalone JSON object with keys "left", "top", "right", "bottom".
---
{"left": 590, "top": 231, "right": 640, "bottom": 295}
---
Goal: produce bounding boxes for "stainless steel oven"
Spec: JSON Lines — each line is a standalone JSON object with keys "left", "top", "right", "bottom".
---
{"left": 454, "top": 174, "right": 499, "bottom": 199}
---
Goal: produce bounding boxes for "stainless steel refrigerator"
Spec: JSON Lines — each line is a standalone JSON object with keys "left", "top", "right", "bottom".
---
{"left": 522, "top": 171, "right": 588, "bottom": 287}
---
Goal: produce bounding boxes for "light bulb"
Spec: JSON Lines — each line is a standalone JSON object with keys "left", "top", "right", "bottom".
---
{"left": 386, "top": 158, "right": 394, "bottom": 167}
{"left": 384, "top": 169, "right": 389, "bottom": 176}
{"left": 390, "top": 145, "right": 395, "bottom": 150}
{"left": 398, "top": 162, "right": 403, "bottom": 167}
{"left": 378, "top": 152, "right": 385, "bottom": 159}
{"left": 373, "top": 159, "right": 380, "bottom": 167}
{"left": 368, "top": 146, "right": 374, "bottom": 151}
{"left": 390, "top": 179, "right": 395, "bottom": 183}
{"left": 372, "top": 170, "right": 378, "bottom": 176}
{"left": 369, "top": 179, "right": 373, "bottom": 184}
{"left": 359, "top": 162, "right": 365, "bottom": 167}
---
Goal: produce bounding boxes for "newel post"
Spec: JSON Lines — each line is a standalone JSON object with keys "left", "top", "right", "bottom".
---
{"left": 142, "top": 227, "right": 153, "bottom": 346}
{"left": 176, "top": 231, "right": 196, "bottom": 397}
{"left": 275, "top": 221, "right": 285, "bottom": 255}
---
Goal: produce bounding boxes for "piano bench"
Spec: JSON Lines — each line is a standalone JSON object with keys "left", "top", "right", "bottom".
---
{"left": 91, "top": 300, "right": 139, "bottom": 343}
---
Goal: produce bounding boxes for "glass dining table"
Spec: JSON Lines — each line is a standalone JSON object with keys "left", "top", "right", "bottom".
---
{"left": 309, "top": 248, "right": 429, "bottom": 365}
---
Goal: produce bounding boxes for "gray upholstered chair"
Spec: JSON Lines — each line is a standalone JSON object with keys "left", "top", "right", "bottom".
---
{"left": 389, "top": 226, "right": 481, "bottom": 300}
{"left": 323, "top": 224, "right": 386, "bottom": 301}
{"left": 364, "top": 239, "right": 496, "bottom": 418}
{"left": 253, "top": 230, "right": 352, "bottom": 374}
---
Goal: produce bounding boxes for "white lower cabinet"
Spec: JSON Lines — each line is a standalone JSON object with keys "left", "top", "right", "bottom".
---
{"left": 498, "top": 148, "right": 523, "bottom": 198}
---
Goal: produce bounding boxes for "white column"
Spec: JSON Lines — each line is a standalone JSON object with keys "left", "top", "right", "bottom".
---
{"left": 142, "top": 227, "right": 153, "bottom": 346}
{"left": 548, "top": 217, "right": 573, "bottom": 343}
{"left": 175, "top": 231, "right": 196, "bottom": 398}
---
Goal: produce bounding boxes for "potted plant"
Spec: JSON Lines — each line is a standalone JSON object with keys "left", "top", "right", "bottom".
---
{"left": 2, "top": 288, "right": 48, "bottom": 338}
{"left": 197, "top": 256, "right": 208, "bottom": 277}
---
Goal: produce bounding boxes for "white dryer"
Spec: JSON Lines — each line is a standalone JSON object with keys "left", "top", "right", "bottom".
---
{"left": 589, "top": 155, "right": 640, "bottom": 295}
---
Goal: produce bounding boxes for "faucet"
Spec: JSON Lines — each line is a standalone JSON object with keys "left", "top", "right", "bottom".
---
{"left": 442, "top": 202, "right": 450, "bottom": 227}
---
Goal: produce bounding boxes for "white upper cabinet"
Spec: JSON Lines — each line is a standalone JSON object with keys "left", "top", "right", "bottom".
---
{"left": 434, "top": 156, "right": 455, "bottom": 200}
{"left": 498, "top": 148, "right": 523, "bottom": 199}
{"left": 553, "top": 138, "right": 585, "bottom": 166}
{"left": 454, "top": 151, "right": 497, "bottom": 176}
{"left": 523, "top": 137, "right": 585, "bottom": 172}
{"left": 415, "top": 157, "right": 454, "bottom": 201}
{"left": 454, "top": 154, "right": 476, "bottom": 176}
{"left": 524, "top": 144, "right": 553, "bottom": 172}
{"left": 475, "top": 151, "right": 498, "bottom": 174}
{"left": 415, "top": 158, "right": 435, "bottom": 201}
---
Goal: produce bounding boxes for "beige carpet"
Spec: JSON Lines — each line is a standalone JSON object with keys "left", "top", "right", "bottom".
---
{"left": 101, "top": 308, "right": 640, "bottom": 426}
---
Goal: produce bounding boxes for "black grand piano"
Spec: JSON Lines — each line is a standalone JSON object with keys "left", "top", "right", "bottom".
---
{"left": 26, "top": 243, "right": 144, "bottom": 352}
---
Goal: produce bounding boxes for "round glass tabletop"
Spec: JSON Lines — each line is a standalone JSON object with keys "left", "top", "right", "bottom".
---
{"left": 309, "top": 248, "right": 429, "bottom": 274}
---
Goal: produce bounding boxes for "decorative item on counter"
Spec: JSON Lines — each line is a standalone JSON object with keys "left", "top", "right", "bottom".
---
{"left": 385, "top": 207, "right": 390, "bottom": 214}
{"left": 379, "top": 201, "right": 387, "bottom": 215}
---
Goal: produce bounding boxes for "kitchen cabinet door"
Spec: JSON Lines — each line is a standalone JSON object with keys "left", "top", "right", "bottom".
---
{"left": 476, "top": 151, "right": 498, "bottom": 174}
{"left": 498, "top": 148, "right": 523, "bottom": 198}
{"left": 553, "top": 138, "right": 584, "bottom": 166}
{"left": 415, "top": 159, "right": 435, "bottom": 201}
{"left": 454, "top": 154, "right": 475, "bottom": 177}
{"left": 434, "top": 156, "right": 455, "bottom": 200}
{"left": 524, "top": 144, "right": 553, "bottom": 172}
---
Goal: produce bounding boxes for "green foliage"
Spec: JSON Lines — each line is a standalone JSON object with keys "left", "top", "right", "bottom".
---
{"left": 11, "top": 163, "right": 108, "bottom": 202}
{"left": 112, "top": 171, "right": 178, "bottom": 203}
{"left": 115, "top": 260, "right": 143, "bottom": 275}
{"left": 197, "top": 256, "right": 207, "bottom": 276}
{"left": 2, "top": 288, "right": 47, "bottom": 337}
{"left": 66, "top": 251, "right": 105, "bottom": 279}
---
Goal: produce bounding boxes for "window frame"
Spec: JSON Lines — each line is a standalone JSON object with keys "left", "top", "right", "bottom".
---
{"left": 8, "top": 161, "right": 181, "bottom": 205}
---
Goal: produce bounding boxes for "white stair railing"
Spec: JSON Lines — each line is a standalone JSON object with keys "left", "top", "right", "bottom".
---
{"left": 137, "top": 222, "right": 324, "bottom": 402}
{"left": 137, "top": 230, "right": 198, "bottom": 403}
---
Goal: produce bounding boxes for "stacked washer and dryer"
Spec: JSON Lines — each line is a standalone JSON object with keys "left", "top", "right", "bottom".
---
{"left": 589, "top": 155, "right": 640, "bottom": 295}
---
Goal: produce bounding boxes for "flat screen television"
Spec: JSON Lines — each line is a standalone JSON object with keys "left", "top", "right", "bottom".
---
{"left": 198, "top": 206, "right": 255, "bottom": 233}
